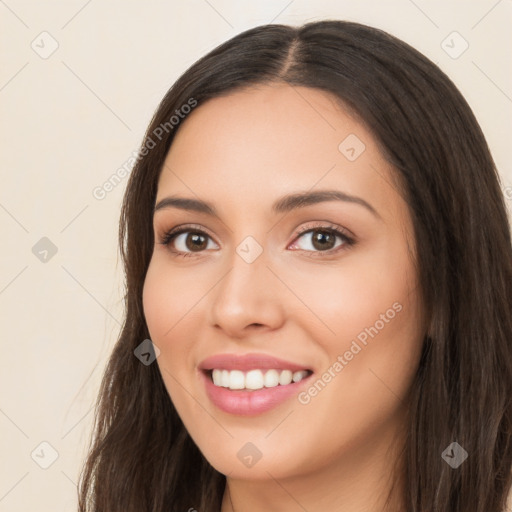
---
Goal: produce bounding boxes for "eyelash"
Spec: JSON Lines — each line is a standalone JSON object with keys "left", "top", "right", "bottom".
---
{"left": 158, "top": 222, "right": 356, "bottom": 259}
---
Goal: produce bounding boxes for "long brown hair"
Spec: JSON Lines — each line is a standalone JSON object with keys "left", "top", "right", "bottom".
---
{"left": 78, "top": 20, "right": 512, "bottom": 511}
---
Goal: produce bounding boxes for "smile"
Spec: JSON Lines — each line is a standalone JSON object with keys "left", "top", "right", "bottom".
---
{"left": 199, "top": 353, "right": 314, "bottom": 415}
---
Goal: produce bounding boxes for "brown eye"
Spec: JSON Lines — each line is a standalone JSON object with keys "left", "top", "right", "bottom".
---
{"left": 160, "top": 227, "right": 218, "bottom": 256}
{"left": 183, "top": 232, "right": 208, "bottom": 251}
{"left": 310, "top": 230, "right": 337, "bottom": 251}
{"left": 290, "top": 227, "right": 352, "bottom": 254}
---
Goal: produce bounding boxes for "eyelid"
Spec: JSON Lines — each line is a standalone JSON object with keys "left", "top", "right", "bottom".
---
{"left": 292, "top": 221, "right": 355, "bottom": 241}
{"left": 158, "top": 223, "right": 219, "bottom": 247}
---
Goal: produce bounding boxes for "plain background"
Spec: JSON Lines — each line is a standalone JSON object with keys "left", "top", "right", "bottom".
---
{"left": 0, "top": 1, "right": 511, "bottom": 510}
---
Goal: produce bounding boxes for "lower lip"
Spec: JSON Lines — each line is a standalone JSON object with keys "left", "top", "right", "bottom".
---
{"left": 200, "top": 371, "right": 312, "bottom": 416}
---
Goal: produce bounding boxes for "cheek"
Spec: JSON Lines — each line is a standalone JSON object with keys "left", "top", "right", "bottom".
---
{"left": 142, "top": 260, "right": 197, "bottom": 410}
{"left": 142, "top": 257, "right": 204, "bottom": 340}
{"left": 273, "top": 237, "right": 418, "bottom": 350}
{"left": 142, "top": 259, "right": 197, "bottom": 390}
{"left": 142, "top": 257, "right": 214, "bottom": 386}
{"left": 286, "top": 266, "right": 422, "bottom": 474}
{"left": 280, "top": 239, "right": 423, "bottom": 410}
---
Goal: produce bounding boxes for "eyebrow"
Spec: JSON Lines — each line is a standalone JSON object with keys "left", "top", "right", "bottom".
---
{"left": 153, "top": 189, "right": 380, "bottom": 219}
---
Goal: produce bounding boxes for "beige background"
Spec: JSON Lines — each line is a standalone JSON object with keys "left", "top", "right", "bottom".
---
{"left": 0, "top": 1, "right": 511, "bottom": 510}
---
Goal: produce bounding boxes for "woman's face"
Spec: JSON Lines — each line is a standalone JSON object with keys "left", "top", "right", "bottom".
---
{"left": 143, "top": 84, "right": 425, "bottom": 482}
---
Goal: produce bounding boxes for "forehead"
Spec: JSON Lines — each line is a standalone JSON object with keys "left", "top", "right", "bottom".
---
{"left": 156, "top": 84, "right": 403, "bottom": 221}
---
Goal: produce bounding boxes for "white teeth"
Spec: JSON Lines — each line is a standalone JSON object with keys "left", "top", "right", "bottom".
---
{"left": 212, "top": 369, "right": 222, "bottom": 386}
{"left": 292, "top": 370, "right": 309, "bottom": 383}
{"left": 264, "top": 369, "right": 280, "bottom": 387}
{"left": 279, "top": 370, "right": 293, "bottom": 385}
{"left": 229, "top": 370, "right": 245, "bottom": 390}
{"left": 221, "top": 369, "right": 230, "bottom": 387}
{"left": 210, "top": 368, "right": 310, "bottom": 390}
{"left": 245, "top": 370, "right": 264, "bottom": 390}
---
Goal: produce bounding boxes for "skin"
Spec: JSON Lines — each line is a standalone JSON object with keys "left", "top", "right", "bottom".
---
{"left": 142, "top": 83, "right": 426, "bottom": 511}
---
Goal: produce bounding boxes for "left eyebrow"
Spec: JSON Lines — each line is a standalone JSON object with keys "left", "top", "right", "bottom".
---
{"left": 271, "top": 190, "right": 380, "bottom": 219}
{"left": 153, "top": 189, "right": 381, "bottom": 219}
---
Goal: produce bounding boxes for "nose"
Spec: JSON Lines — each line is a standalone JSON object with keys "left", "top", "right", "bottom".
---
{"left": 209, "top": 248, "right": 286, "bottom": 339}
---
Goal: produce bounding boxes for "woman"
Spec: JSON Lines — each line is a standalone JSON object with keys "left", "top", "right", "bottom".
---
{"left": 78, "top": 20, "right": 512, "bottom": 511}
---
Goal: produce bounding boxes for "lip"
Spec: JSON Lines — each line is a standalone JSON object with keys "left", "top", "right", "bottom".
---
{"left": 198, "top": 352, "right": 312, "bottom": 372}
{"left": 198, "top": 353, "right": 313, "bottom": 416}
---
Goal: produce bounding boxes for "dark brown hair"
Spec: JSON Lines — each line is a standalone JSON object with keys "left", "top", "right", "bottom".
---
{"left": 78, "top": 20, "right": 512, "bottom": 511}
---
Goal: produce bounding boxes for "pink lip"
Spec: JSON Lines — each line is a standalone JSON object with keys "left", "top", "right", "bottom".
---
{"left": 198, "top": 353, "right": 313, "bottom": 416}
{"left": 200, "top": 371, "right": 312, "bottom": 416}
{"left": 198, "top": 352, "right": 311, "bottom": 372}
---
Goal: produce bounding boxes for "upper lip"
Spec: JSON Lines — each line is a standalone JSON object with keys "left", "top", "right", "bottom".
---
{"left": 199, "top": 353, "right": 312, "bottom": 372}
